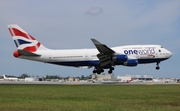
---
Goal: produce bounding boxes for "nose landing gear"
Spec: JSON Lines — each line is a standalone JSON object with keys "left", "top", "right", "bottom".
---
{"left": 156, "top": 62, "right": 160, "bottom": 70}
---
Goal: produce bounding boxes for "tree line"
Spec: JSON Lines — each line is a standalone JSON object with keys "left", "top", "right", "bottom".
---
{"left": 16, "top": 73, "right": 91, "bottom": 80}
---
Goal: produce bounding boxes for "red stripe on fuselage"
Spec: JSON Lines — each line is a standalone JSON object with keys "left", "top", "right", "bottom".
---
{"left": 11, "top": 28, "right": 35, "bottom": 40}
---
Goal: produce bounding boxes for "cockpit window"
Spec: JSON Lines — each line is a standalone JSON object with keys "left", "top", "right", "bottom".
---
{"left": 161, "top": 46, "right": 163, "bottom": 48}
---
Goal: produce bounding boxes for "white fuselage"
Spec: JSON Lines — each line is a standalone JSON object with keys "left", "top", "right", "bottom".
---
{"left": 19, "top": 45, "right": 172, "bottom": 67}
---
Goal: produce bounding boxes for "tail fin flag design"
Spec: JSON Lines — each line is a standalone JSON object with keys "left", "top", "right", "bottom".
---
{"left": 8, "top": 24, "right": 48, "bottom": 57}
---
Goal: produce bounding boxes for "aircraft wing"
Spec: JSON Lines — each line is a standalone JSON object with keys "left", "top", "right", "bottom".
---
{"left": 91, "top": 38, "right": 115, "bottom": 67}
{"left": 91, "top": 39, "right": 115, "bottom": 54}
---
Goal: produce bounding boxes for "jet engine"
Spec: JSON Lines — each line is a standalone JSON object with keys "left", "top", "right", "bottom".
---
{"left": 112, "top": 55, "right": 128, "bottom": 62}
{"left": 123, "top": 59, "right": 138, "bottom": 66}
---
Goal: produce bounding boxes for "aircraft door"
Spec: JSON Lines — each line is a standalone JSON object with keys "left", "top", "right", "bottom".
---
{"left": 48, "top": 55, "right": 52, "bottom": 61}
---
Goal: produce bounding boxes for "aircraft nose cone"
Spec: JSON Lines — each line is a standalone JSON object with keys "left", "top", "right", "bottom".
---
{"left": 169, "top": 52, "right": 173, "bottom": 57}
{"left": 168, "top": 51, "right": 173, "bottom": 58}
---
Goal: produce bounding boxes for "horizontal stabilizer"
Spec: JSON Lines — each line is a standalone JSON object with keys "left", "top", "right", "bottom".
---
{"left": 18, "top": 50, "right": 40, "bottom": 56}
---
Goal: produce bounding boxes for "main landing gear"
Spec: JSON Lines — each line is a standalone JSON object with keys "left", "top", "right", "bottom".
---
{"left": 108, "top": 67, "right": 114, "bottom": 74}
{"left": 93, "top": 66, "right": 114, "bottom": 74}
{"left": 156, "top": 62, "right": 160, "bottom": 70}
{"left": 93, "top": 68, "right": 104, "bottom": 74}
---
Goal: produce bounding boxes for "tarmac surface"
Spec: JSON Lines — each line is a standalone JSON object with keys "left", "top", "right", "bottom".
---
{"left": 0, "top": 80, "right": 179, "bottom": 85}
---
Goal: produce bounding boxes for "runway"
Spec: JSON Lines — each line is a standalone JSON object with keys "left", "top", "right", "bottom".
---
{"left": 0, "top": 80, "right": 179, "bottom": 85}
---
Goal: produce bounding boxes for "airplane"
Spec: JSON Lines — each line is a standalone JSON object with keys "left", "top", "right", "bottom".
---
{"left": 3, "top": 74, "right": 19, "bottom": 81}
{"left": 7, "top": 24, "right": 172, "bottom": 74}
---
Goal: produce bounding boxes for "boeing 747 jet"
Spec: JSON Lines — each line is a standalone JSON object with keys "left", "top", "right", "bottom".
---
{"left": 8, "top": 25, "right": 172, "bottom": 74}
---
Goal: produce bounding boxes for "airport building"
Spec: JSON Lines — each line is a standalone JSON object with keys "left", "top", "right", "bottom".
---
{"left": 92, "top": 74, "right": 153, "bottom": 82}
{"left": 117, "top": 75, "right": 132, "bottom": 82}
{"left": 116, "top": 74, "right": 154, "bottom": 82}
{"left": 25, "top": 77, "right": 39, "bottom": 82}
{"left": 133, "top": 75, "right": 153, "bottom": 82}
{"left": 68, "top": 77, "right": 80, "bottom": 82}
{"left": 91, "top": 73, "right": 114, "bottom": 81}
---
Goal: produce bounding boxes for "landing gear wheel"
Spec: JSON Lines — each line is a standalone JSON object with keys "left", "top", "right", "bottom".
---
{"left": 96, "top": 67, "right": 103, "bottom": 74}
{"left": 110, "top": 67, "right": 114, "bottom": 70}
{"left": 97, "top": 71, "right": 101, "bottom": 74}
{"left": 97, "top": 69, "right": 102, "bottom": 74}
{"left": 156, "top": 62, "right": 160, "bottom": 70}
{"left": 93, "top": 70, "right": 97, "bottom": 73}
{"left": 108, "top": 66, "right": 114, "bottom": 74}
{"left": 101, "top": 69, "right": 104, "bottom": 73}
{"left": 108, "top": 70, "right": 112, "bottom": 74}
{"left": 93, "top": 66, "right": 103, "bottom": 74}
{"left": 156, "top": 66, "right": 160, "bottom": 70}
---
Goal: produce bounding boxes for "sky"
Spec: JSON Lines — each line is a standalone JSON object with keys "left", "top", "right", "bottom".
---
{"left": 0, "top": 0, "right": 180, "bottom": 78}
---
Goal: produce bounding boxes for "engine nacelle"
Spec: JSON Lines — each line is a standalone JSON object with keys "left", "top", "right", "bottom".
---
{"left": 112, "top": 55, "right": 128, "bottom": 62}
{"left": 123, "top": 59, "right": 138, "bottom": 66}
